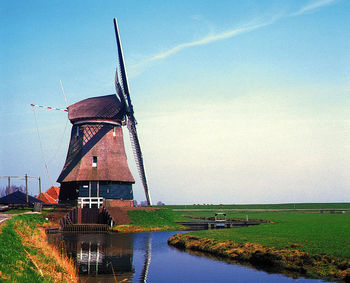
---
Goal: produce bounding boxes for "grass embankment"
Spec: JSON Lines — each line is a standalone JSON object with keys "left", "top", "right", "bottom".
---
{"left": 114, "top": 208, "right": 188, "bottom": 232}
{"left": 0, "top": 214, "right": 77, "bottom": 282}
{"left": 168, "top": 211, "right": 350, "bottom": 281}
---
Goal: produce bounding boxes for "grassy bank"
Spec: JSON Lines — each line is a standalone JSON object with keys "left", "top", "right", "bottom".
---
{"left": 0, "top": 214, "right": 77, "bottom": 282}
{"left": 168, "top": 211, "right": 350, "bottom": 281}
{"left": 187, "top": 212, "right": 350, "bottom": 259}
{"left": 114, "top": 208, "right": 188, "bottom": 232}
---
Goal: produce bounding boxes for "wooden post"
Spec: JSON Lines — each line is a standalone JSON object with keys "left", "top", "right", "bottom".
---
{"left": 7, "top": 177, "right": 10, "bottom": 194}
{"left": 25, "top": 174, "right": 28, "bottom": 204}
{"left": 77, "top": 207, "right": 82, "bottom": 224}
{"left": 38, "top": 177, "right": 42, "bottom": 195}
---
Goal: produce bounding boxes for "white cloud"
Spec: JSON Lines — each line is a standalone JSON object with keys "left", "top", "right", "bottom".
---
{"left": 291, "top": 0, "right": 338, "bottom": 16}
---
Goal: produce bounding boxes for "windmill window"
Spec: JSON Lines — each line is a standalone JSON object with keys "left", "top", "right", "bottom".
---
{"left": 76, "top": 126, "right": 79, "bottom": 136}
{"left": 92, "top": 156, "right": 98, "bottom": 167}
{"left": 113, "top": 127, "right": 116, "bottom": 137}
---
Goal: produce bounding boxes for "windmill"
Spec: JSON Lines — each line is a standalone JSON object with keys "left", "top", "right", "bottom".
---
{"left": 56, "top": 18, "right": 152, "bottom": 206}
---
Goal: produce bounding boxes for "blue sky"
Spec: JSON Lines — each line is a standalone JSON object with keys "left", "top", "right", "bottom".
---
{"left": 1, "top": 0, "right": 349, "bottom": 204}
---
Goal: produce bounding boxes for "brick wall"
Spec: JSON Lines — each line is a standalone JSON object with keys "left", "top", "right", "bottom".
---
{"left": 104, "top": 199, "right": 133, "bottom": 207}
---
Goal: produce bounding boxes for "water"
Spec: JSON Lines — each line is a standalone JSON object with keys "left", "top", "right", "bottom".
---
{"left": 48, "top": 231, "right": 328, "bottom": 282}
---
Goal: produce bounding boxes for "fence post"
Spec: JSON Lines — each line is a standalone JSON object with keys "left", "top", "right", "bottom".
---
{"left": 25, "top": 174, "right": 28, "bottom": 204}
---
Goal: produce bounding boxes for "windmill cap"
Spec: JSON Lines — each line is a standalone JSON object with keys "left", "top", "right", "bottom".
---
{"left": 68, "top": 94, "right": 125, "bottom": 123}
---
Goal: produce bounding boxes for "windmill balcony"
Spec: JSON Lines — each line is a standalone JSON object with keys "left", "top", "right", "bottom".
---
{"left": 78, "top": 197, "right": 104, "bottom": 208}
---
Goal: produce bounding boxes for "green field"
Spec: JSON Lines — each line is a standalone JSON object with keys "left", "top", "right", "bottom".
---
{"left": 129, "top": 205, "right": 350, "bottom": 260}
{"left": 179, "top": 210, "right": 350, "bottom": 260}
{"left": 164, "top": 202, "right": 350, "bottom": 210}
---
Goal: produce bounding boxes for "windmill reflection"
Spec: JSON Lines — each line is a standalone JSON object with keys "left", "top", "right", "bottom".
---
{"left": 75, "top": 234, "right": 134, "bottom": 281}
{"left": 140, "top": 233, "right": 152, "bottom": 282}
{"left": 77, "top": 241, "right": 103, "bottom": 274}
{"left": 56, "top": 232, "right": 153, "bottom": 282}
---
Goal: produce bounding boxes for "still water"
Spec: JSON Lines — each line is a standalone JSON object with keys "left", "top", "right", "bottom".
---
{"left": 48, "top": 231, "right": 327, "bottom": 283}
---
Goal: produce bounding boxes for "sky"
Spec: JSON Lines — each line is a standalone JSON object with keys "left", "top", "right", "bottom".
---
{"left": 1, "top": 0, "right": 349, "bottom": 204}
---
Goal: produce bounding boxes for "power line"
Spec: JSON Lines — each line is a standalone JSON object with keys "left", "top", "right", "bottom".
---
{"left": 32, "top": 108, "right": 54, "bottom": 186}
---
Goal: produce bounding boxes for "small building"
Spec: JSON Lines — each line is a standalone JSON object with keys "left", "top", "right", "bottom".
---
{"left": 0, "top": 191, "right": 43, "bottom": 205}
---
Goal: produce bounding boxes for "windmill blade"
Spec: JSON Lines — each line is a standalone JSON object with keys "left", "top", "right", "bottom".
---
{"left": 113, "top": 18, "right": 152, "bottom": 205}
{"left": 114, "top": 67, "right": 127, "bottom": 107}
{"left": 113, "top": 18, "right": 133, "bottom": 116}
{"left": 127, "top": 119, "right": 152, "bottom": 205}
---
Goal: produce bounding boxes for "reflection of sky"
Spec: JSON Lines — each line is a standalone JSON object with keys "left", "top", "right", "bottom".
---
{"left": 1, "top": 0, "right": 350, "bottom": 204}
{"left": 133, "top": 232, "right": 325, "bottom": 283}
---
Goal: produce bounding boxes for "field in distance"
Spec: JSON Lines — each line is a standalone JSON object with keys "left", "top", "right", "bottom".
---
{"left": 164, "top": 202, "right": 350, "bottom": 210}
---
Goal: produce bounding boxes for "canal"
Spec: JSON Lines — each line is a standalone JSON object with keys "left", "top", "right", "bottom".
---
{"left": 48, "top": 231, "right": 328, "bottom": 282}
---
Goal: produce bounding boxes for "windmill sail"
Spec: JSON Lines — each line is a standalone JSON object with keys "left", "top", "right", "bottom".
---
{"left": 113, "top": 18, "right": 152, "bottom": 206}
{"left": 114, "top": 68, "right": 127, "bottom": 109}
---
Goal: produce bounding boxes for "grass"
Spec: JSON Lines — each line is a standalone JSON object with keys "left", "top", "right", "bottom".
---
{"left": 0, "top": 214, "right": 77, "bottom": 282}
{"left": 165, "top": 202, "right": 350, "bottom": 210}
{"left": 116, "top": 208, "right": 188, "bottom": 232}
{"left": 0, "top": 215, "right": 45, "bottom": 282}
{"left": 185, "top": 211, "right": 350, "bottom": 260}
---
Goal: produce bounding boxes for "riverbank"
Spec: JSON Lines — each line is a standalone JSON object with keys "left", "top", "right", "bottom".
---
{"left": 0, "top": 214, "right": 77, "bottom": 282}
{"left": 168, "top": 211, "right": 350, "bottom": 282}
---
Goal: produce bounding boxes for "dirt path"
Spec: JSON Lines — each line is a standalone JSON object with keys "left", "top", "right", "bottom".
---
{"left": 0, "top": 213, "right": 12, "bottom": 226}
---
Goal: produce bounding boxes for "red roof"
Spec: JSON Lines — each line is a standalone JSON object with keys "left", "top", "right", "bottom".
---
{"left": 36, "top": 192, "right": 58, "bottom": 204}
{"left": 36, "top": 186, "right": 60, "bottom": 204}
{"left": 46, "top": 186, "right": 60, "bottom": 200}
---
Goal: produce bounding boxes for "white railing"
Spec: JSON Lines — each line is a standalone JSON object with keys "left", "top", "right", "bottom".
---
{"left": 78, "top": 197, "right": 104, "bottom": 208}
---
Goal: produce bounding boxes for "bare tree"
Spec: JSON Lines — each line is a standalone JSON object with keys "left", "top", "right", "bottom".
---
{"left": 0, "top": 185, "right": 26, "bottom": 197}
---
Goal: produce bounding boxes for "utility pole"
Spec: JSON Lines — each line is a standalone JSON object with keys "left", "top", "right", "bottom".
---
{"left": 25, "top": 174, "right": 28, "bottom": 204}
{"left": 38, "top": 177, "right": 42, "bottom": 195}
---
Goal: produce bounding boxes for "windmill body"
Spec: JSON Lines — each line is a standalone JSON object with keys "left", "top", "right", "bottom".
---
{"left": 57, "top": 94, "right": 135, "bottom": 207}
{"left": 57, "top": 18, "right": 151, "bottom": 207}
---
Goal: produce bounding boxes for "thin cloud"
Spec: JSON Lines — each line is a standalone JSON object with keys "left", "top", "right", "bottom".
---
{"left": 131, "top": 19, "right": 277, "bottom": 72}
{"left": 151, "top": 23, "right": 267, "bottom": 61}
{"left": 291, "top": 0, "right": 338, "bottom": 16}
{"left": 130, "top": 1, "right": 339, "bottom": 75}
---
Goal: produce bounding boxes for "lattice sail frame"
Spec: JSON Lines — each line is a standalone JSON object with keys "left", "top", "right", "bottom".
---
{"left": 113, "top": 18, "right": 152, "bottom": 205}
